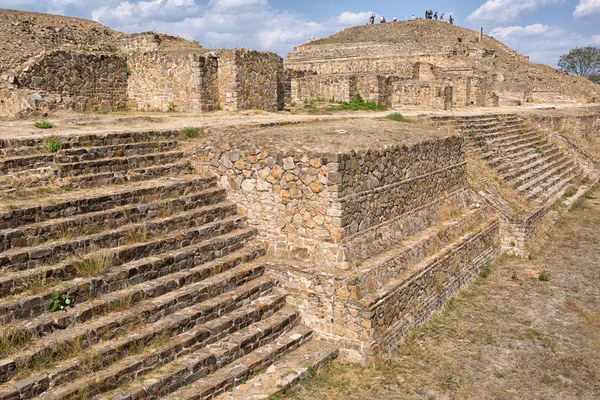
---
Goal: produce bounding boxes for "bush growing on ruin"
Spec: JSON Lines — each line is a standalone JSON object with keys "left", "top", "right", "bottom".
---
{"left": 47, "top": 137, "right": 62, "bottom": 153}
{"left": 184, "top": 127, "right": 199, "bottom": 138}
{"left": 35, "top": 121, "right": 53, "bottom": 129}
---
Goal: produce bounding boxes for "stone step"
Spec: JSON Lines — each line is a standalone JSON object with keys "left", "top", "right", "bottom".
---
{"left": 0, "top": 291, "right": 285, "bottom": 400}
{"left": 495, "top": 138, "right": 550, "bottom": 157}
{"left": 215, "top": 339, "right": 338, "bottom": 400}
{"left": 0, "top": 219, "right": 253, "bottom": 325}
{"left": 487, "top": 133, "right": 543, "bottom": 150}
{"left": 501, "top": 152, "right": 567, "bottom": 183}
{"left": 485, "top": 142, "right": 555, "bottom": 166}
{"left": 164, "top": 324, "right": 316, "bottom": 400}
{"left": 496, "top": 147, "right": 561, "bottom": 174}
{"left": 49, "top": 307, "right": 300, "bottom": 400}
{"left": 0, "top": 186, "right": 227, "bottom": 253}
{"left": 511, "top": 156, "right": 572, "bottom": 191}
{"left": 466, "top": 129, "right": 536, "bottom": 146}
{"left": 57, "top": 151, "right": 186, "bottom": 178}
{"left": 0, "top": 202, "right": 240, "bottom": 273}
{"left": 0, "top": 155, "right": 55, "bottom": 175}
{"left": 0, "top": 131, "right": 182, "bottom": 154}
{"left": 0, "top": 262, "right": 271, "bottom": 384}
{"left": 56, "top": 141, "right": 180, "bottom": 164}
{"left": 0, "top": 231, "right": 259, "bottom": 331}
{"left": 350, "top": 204, "right": 492, "bottom": 294}
{"left": 517, "top": 159, "right": 576, "bottom": 195}
{"left": 63, "top": 162, "right": 194, "bottom": 189}
{"left": 526, "top": 165, "right": 580, "bottom": 203}
{"left": 452, "top": 120, "right": 524, "bottom": 132}
{"left": 0, "top": 176, "right": 217, "bottom": 230}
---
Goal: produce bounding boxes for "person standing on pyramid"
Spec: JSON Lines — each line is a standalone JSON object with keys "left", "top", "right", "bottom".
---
{"left": 434, "top": 11, "right": 438, "bottom": 20}
{"left": 369, "top": 14, "right": 375, "bottom": 24}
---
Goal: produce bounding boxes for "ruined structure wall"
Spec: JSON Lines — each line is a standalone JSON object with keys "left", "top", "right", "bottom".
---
{"left": 350, "top": 75, "right": 381, "bottom": 102}
{"left": 291, "top": 75, "right": 352, "bottom": 103}
{"left": 392, "top": 81, "right": 453, "bottom": 109}
{"left": 6, "top": 51, "right": 128, "bottom": 114}
{"left": 119, "top": 33, "right": 161, "bottom": 53}
{"left": 218, "top": 50, "right": 284, "bottom": 111}
{"left": 195, "top": 135, "right": 467, "bottom": 267}
{"left": 127, "top": 52, "right": 218, "bottom": 112}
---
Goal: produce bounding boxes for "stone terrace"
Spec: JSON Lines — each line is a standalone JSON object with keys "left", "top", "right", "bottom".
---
{"left": 0, "top": 127, "right": 337, "bottom": 400}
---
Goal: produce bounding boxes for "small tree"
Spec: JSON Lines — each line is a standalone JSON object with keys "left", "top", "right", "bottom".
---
{"left": 558, "top": 46, "right": 600, "bottom": 84}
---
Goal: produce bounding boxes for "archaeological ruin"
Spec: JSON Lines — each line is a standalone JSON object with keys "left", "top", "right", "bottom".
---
{"left": 0, "top": 8, "right": 599, "bottom": 400}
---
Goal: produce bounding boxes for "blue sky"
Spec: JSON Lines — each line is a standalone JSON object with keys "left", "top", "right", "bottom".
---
{"left": 1, "top": 0, "right": 599, "bottom": 66}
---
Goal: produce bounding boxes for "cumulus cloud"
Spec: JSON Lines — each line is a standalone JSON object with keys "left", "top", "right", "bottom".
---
{"left": 87, "top": 1, "right": 374, "bottom": 55}
{"left": 489, "top": 23, "right": 600, "bottom": 66}
{"left": 489, "top": 23, "right": 555, "bottom": 38}
{"left": 468, "top": 0, "right": 561, "bottom": 22}
{"left": 573, "top": 0, "right": 600, "bottom": 18}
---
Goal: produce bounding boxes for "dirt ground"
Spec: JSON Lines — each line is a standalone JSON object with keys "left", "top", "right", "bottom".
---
{"left": 283, "top": 185, "right": 600, "bottom": 400}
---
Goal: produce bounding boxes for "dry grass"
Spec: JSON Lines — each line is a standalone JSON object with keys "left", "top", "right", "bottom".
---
{"left": 73, "top": 250, "right": 114, "bottom": 277}
{"left": 0, "top": 330, "right": 34, "bottom": 358}
{"left": 125, "top": 226, "right": 149, "bottom": 244}
{"left": 286, "top": 184, "right": 600, "bottom": 400}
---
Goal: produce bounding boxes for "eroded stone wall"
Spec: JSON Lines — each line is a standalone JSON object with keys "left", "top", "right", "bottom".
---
{"left": 392, "top": 81, "right": 453, "bottom": 109}
{"left": 127, "top": 52, "right": 218, "bottom": 112}
{"left": 2, "top": 51, "right": 128, "bottom": 115}
{"left": 195, "top": 135, "right": 468, "bottom": 267}
{"left": 218, "top": 49, "right": 284, "bottom": 111}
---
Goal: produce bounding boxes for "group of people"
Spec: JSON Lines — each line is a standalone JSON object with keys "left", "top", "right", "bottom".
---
{"left": 369, "top": 11, "right": 454, "bottom": 25}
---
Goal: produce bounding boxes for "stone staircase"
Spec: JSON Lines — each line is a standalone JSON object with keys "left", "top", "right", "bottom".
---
{"left": 433, "top": 114, "right": 581, "bottom": 205}
{"left": 0, "top": 132, "right": 337, "bottom": 400}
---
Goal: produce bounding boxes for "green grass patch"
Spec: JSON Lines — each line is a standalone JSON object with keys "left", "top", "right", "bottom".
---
{"left": 184, "top": 127, "right": 199, "bottom": 138}
{"left": 385, "top": 113, "right": 412, "bottom": 122}
{"left": 47, "top": 137, "right": 62, "bottom": 153}
{"left": 35, "top": 121, "right": 53, "bottom": 129}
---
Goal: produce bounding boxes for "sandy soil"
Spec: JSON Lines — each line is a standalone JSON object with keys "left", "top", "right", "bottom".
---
{"left": 284, "top": 185, "right": 600, "bottom": 400}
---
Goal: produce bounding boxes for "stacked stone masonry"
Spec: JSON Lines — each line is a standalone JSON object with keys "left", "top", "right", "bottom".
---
{"left": 0, "top": 129, "right": 336, "bottom": 400}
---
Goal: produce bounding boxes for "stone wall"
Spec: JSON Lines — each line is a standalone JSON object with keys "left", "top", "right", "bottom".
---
{"left": 291, "top": 74, "right": 352, "bottom": 103}
{"left": 119, "top": 33, "right": 161, "bottom": 54}
{"left": 218, "top": 49, "right": 284, "bottom": 111}
{"left": 2, "top": 50, "right": 128, "bottom": 115}
{"left": 270, "top": 211, "right": 501, "bottom": 362}
{"left": 127, "top": 52, "right": 218, "bottom": 112}
{"left": 194, "top": 135, "right": 467, "bottom": 267}
{"left": 392, "top": 80, "right": 453, "bottom": 109}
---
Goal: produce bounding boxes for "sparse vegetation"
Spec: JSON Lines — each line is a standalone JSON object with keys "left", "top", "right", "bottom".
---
{"left": 124, "top": 67, "right": 132, "bottom": 76}
{"left": 564, "top": 185, "right": 578, "bottom": 198}
{"left": 312, "top": 93, "right": 386, "bottom": 113}
{"left": 536, "top": 147, "right": 543, "bottom": 154}
{"left": 73, "top": 251, "right": 114, "bottom": 277}
{"left": 184, "top": 127, "right": 199, "bottom": 137}
{"left": 167, "top": 102, "right": 176, "bottom": 112}
{"left": 47, "top": 290, "right": 75, "bottom": 312}
{"left": 384, "top": 113, "right": 411, "bottom": 122}
{"left": 538, "top": 270, "right": 551, "bottom": 282}
{"left": 99, "top": 109, "right": 111, "bottom": 114}
{"left": 468, "top": 131, "right": 476, "bottom": 137}
{"left": 35, "top": 121, "right": 54, "bottom": 129}
{"left": 478, "top": 262, "right": 491, "bottom": 278}
{"left": 0, "top": 330, "right": 34, "bottom": 357}
{"left": 47, "top": 137, "right": 62, "bottom": 153}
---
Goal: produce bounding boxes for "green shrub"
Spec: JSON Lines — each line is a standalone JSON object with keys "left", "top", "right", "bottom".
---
{"left": 35, "top": 121, "right": 53, "bottom": 129}
{"left": 538, "top": 270, "right": 550, "bottom": 282}
{"left": 124, "top": 67, "right": 132, "bottom": 76}
{"left": 468, "top": 131, "right": 477, "bottom": 137}
{"left": 48, "top": 290, "right": 74, "bottom": 312}
{"left": 99, "top": 109, "right": 111, "bottom": 115}
{"left": 184, "top": 127, "right": 199, "bottom": 138}
{"left": 47, "top": 137, "right": 62, "bottom": 153}
{"left": 385, "top": 113, "right": 412, "bottom": 122}
{"left": 335, "top": 93, "right": 387, "bottom": 111}
{"left": 167, "top": 102, "right": 176, "bottom": 112}
{"left": 536, "top": 147, "right": 543, "bottom": 154}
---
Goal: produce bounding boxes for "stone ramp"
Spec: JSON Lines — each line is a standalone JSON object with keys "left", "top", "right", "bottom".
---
{"left": 0, "top": 131, "right": 336, "bottom": 400}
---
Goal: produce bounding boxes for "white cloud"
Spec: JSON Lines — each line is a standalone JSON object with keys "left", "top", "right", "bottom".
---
{"left": 573, "top": 0, "right": 600, "bottom": 18}
{"left": 489, "top": 23, "right": 555, "bottom": 38}
{"left": 87, "top": 1, "right": 374, "bottom": 55}
{"left": 331, "top": 11, "right": 374, "bottom": 26}
{"left": 468, "top": 0, "right": 561, "bottom": 22}
{"left": 489, "top": 23, "right": 600, "bottom": 66}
